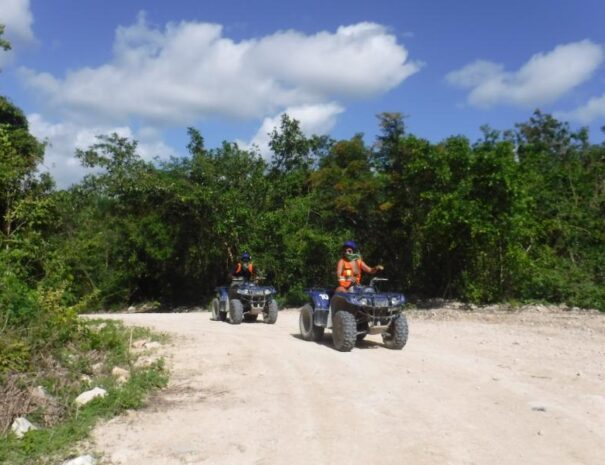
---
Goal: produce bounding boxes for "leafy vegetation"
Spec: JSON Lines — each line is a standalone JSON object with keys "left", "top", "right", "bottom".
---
{"left": 1, "top": 78, "right": 603, "bottom": 459}
{"left": 2, "top": 94, "right": 604, "bottom": 313}
{"left": 0, "top": 320, "right": 168, "bottom": 465}
{"left": 0, "top": 93, "right": 167, "bottom": 463}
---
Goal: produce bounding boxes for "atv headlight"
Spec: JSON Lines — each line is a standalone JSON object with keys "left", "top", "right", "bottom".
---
{"left": 357, "top": 297, "right": 368, "bottom": 306}
{"left": 264, "top": 289, "right": 271, "bottom": 295}
{"left": 239, "top": 289, "right": 249, "bottom": 295}
{"left": 390, "top": 297, "right": 400, "bottom": 306}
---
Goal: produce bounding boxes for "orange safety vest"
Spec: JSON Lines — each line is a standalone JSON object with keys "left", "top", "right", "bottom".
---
{"left": 235, "top": 262, "right": 254, "bottom": 274}
{"left": 338, "top": 259, "right": 362, "bottom": 288}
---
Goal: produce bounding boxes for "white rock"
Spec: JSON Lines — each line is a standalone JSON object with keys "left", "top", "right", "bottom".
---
{"left": 31, "top": 385, "right": 50, "bottom": 401}
{"left": 75, "top": 387, "right": 107, "bottom": 406}
{"left": 62, "top": 455, "right": 96, "bottom": 465}
{"left": 111, "top": 366, "right": 129, "bottom": 378}
{"left": 127, "top": 306, "right": 136, "bottom": 312}
{"left": 11, "top": 417, "right": 37, "bottom": 438}
{"left": 111, "top": 367, "right": 130, "bottom": 384}
{"left": 144, "top": 341, "right": 161, "bottom": 350}
{"left": 131, "top": 339, "right": 149, "bottom": 349}
{"left": 91, "top": 362, "right": 104, "bottom": 374}
{"left": 134, "top": 355, "right": 158, "bottom": 368}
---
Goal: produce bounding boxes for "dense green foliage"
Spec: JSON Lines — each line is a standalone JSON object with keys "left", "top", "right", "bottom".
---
{"left": 1, "top": 96, "right": 604, "bottom": 316}
{"left": 0, "top": 94, "right": 603, "bottom": 457}
{"left": 0, "top": 96, "right": 165, "bottom": 462}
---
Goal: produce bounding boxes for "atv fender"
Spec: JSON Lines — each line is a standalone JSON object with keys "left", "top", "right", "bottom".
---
{"left": 305, "top": 289, "right": 331, "bottom": 327}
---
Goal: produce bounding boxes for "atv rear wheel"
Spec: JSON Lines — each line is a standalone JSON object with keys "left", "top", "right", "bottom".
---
{"left": 299, "top": 304, "right": 324, "bottom": 342}
{"left": 332, "top": 311, "right": 356, "bottom": 352}
{"left": 264, "top": 300, "right": 278, "bottom": 324}
{"left": 382, "top": 313, "right": 409, "bottom": 349}
{"left": 229, "top": 299, "right": 244, "bottom": 325}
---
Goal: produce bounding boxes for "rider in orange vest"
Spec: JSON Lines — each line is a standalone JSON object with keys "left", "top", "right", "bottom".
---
{"left": 336, "top": 240, "right": 383, "bottom": 292}
{"left": 232, "top": 251, "right": 255, "bottom": 282}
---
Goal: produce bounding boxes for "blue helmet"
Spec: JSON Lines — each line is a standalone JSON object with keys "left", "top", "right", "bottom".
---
{"left": 241, "top": 251, "right": 251, "bottom": 261}
{"left": 343, "top": 240, "right": 358, "bottom": 251}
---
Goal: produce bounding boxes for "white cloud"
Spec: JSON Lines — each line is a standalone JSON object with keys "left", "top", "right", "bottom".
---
{"left": 446, "top": 40, "right": 604, "bottom": 108}
{"left": 557, "top": 92, "right": 605, "bottom": 124}
{"left": 0, "top": 0, "right": 34, "bottom": 42}
{"left": 21, "top": 14, "right": 419, "bottom": 124}
{"left": 22, "top": 14, "right": 419, "bottom": 186}
{"left": 238, "top": 103, "right": 344, "bottom": 157}
{"left": 0, "top": 0, "right": 35, "bottom": 67}
{"left": 28, "top": 114, "right": 176, "bottom": 188}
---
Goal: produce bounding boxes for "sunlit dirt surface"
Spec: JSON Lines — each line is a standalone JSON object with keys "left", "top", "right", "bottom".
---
{"left": 90, "top": 308, "right": 604, "bottom": 465}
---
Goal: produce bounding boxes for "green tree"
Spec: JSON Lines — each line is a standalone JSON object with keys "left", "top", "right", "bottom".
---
{"left": 512, "top": 111, "right": 605, "bottom": 308}
{"left": 0, "top": 24, "right": 11, "bottom": 73}
{"left": 0, "top": 24, "right": 11, "bottom": 53}
{"left": 373, "top": 112, "right": 406, "bottom": 170}
{"left": 0, "top": 96, "right": 49, "bottom": 269}
{"left": 269, "top": 114, "right": 314, "bottom": 173}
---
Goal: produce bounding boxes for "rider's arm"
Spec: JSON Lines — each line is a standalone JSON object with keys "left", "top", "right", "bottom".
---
{"left": 336, "top": 259, "right": 344, "bottom": 280}
{"left": 361, "top": 261, "right": 383, "bottom": 274}
{"left": 231, "top": 263, "right": 241, "bottom": 277}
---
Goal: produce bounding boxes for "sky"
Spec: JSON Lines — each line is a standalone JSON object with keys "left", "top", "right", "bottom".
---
{"left": 1, "top": 0, "right": 604, "bottom": 187}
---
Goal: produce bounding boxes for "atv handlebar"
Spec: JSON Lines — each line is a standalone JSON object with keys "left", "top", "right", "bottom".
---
{"left": 370, "top": 277, "right": 388, "bottom": 288}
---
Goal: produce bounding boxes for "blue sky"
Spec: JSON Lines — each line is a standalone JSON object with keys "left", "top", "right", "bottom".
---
{"left": 1, "top": 0, "right": 604, "bottom": 187}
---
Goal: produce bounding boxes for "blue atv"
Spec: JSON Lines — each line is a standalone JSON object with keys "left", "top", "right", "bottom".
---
{"left": 211, "top": 277, "right": 279, "bottom": 324}
{"left": 299, "top": 277, "right": 408, "bottom": 351}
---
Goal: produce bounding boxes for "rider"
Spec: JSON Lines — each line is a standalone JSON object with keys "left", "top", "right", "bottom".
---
{"left": 335, "top": 240, "right": 383, "bottom": 292}
{"left": 231, "top": 251, "right": 255, "bottom": 282}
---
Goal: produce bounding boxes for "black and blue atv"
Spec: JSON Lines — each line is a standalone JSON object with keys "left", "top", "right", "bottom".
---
{"left": 211, "top": 277, "right": 279, "bottom": 324}
{"left": 299, "top": 277, "right": 408, "bottom": 352}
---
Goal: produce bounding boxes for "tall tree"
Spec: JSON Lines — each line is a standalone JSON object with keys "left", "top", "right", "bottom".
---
{"left": 373, "top": 112, "right": 406, "bottom": 170}
{"left": 0, "top": 96, "right": 47, "bottom": 250}
{"left": 0, "top": 24, "right": 11, "bottom": 53}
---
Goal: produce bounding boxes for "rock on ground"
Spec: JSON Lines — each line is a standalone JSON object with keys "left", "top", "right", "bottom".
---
{"left": 75, "top": 387, "right": 107, "bottom": 406}
{"left": 62, "top": 455, "right": 96, "bottom": 465}
{"left": 11, "top": 417, "right": 37, "bottom": 438}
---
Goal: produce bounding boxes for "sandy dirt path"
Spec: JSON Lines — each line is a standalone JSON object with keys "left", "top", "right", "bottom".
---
{"left": 91, "top": 308, "right": 605, "bottom": 465}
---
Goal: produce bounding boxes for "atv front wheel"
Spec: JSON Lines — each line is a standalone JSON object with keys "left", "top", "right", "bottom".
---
{"left": 356, "top": 322, "right": 368, "bottom": 343}
{"left": 382, "top": 313, "right": 409, "bottom": 349}
{"left": 264, "top": 300, "right": 278, "bottom": 324}
{"left": 332, "top": 311, "right": 356, "bottom": 352}
{"left": 299, "top": 304, "right": 324, "bottom": 342}
{"left": 229, "top": 299, "right": 244, "bottom": 325}
{"left": 211, "top": 298, "right": 226, "bottom": 321}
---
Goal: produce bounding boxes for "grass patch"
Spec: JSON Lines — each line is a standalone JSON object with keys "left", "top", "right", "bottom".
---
{"left": 0, "top": 319, "right": 169, "bottom": 465}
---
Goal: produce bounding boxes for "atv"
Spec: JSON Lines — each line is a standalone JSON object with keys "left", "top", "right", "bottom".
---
{"left": 299, "top": 277, "right": 408, "bottom": 351}
{"left": 211, "top": 277, "right": 279, "bottom": 324}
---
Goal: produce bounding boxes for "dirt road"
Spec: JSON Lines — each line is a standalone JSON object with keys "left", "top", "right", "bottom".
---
{"left": 92, "top": 308, "right": 605, "bottom": 465}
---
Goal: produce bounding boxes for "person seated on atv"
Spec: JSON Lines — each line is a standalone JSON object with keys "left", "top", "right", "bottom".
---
{"left": 231, "top": 251, "right": 256, "bottom": 282}
{"left": 335, "top": 240, "right": 383, "bottom": 292}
